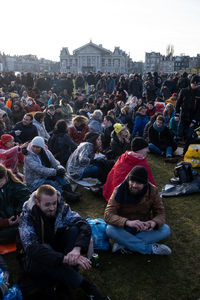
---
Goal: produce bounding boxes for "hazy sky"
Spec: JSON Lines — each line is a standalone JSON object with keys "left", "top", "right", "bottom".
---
{"left": 1, "top": 0, "right": 200, "bottom": 62}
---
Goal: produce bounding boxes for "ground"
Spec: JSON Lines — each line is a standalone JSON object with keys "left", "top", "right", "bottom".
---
{"left": 4, "top": 154, "right": 200, "bottom": 300}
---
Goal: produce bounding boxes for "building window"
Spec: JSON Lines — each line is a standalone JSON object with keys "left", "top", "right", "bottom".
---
{"left": 108, "top": 59, "right": 111, "bottom": 67}
{"left": 102, "top": 58, "right": 105, "bottom": 67}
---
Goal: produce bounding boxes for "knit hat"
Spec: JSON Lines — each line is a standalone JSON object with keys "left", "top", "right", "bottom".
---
{"left": 0, "top": 134, "right": 13, "bottom": 145}
{"left": 128, "top": 166, "right": 148, "bottom": 184}
{"left": 131, "top": 137, "right": 148, "bottom": 152}
{"left": 113, "top": 123, "right": 125, "bottom": 134}
{"left": 31, "top": 136, "right": 45, "bottom": 149}
{"left": 172, "top": 93, "right": 177, "bottom": 97}
{"left": 190, "top": 75, "right": 200, "bottom": 85}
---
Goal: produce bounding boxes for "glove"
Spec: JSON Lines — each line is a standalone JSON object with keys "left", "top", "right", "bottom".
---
{"left": 56, "top": 167, "right": 66, "bottom": 177}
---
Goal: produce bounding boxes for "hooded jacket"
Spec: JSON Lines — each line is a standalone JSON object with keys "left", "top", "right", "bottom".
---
{"left": 18, "top": 191, "right": 91, "bottom": 271}
{"left": 103, "top": 151, "right": 155, "bottom": 201}
{"left": 24, "top": 143, "right": 60, "bottom": 192}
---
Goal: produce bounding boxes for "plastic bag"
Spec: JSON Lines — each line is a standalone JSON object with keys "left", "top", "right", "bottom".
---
{"left": 87, "top": 218, "right": 110, "bottom": 251}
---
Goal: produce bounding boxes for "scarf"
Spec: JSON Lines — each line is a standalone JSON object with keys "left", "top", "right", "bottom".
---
{"left": 39, "top": 148, "right": 52, "bottom": 168}
{"left": 153, "top": 121, "right": 165, "bottom": 133}
{"left": 115, "top": 180, "right": 149, "bottom": 205}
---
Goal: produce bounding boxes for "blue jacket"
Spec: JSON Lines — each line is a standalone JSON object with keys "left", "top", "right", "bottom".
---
{"left": 132, "top": 113, "right": 149, "bottom": 137}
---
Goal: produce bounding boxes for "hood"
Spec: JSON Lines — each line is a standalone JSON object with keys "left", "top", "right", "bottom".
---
{"left": 22, "top": 190, "right": 62, "bottom": 213}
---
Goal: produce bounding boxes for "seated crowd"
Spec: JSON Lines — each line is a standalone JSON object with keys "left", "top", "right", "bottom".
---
{"left": 0, "top": 70, "right": 200, "bottom": 299}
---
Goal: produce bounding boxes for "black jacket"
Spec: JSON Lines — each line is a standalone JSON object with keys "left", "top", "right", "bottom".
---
{"left": 148, "top": 124, "right": 176, "bottom": 151}
{"left": 176, "top": 87, "right": 200, "bottom": 124}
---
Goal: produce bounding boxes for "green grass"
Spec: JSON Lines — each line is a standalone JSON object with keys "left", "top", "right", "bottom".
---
{"left": 5, "top": 154, "right": 200, "bottom": 300}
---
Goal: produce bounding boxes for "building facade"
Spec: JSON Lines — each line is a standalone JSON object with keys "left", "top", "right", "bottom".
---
{"left": 145, "top": 52, "right": 200, "bottom": 73}
{"left": 60, "top": 41, "right": 133, "bottom": 74}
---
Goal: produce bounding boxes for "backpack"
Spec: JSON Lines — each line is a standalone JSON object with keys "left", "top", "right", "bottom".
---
{"left": 174, "top": 161, "right": 193, "bottom": 183}
{"left": 86, "top": 218, "right": 110, "bottom": 251}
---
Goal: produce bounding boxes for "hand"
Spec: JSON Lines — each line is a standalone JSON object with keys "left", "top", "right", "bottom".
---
{"left": 20, "top": 141, "right": 29, "bottom": 149}
{"left": 15, "top": 130, "right": 21, "bottom": 136}
{"left": 56, "top": 167, "right": 66, "bottom": 177}
{"left": 8, "top": 215, "right": 20, "bottom": 226}
{"left": 63, "top": 247, "right": 81, "bottom": 266}
{"left": 126, "top": 220, "right": 146, "bottom": 231}
{"left": 189, "top": 123, "right": 195, "bottom": 128}
{"left": 77, "top": 256, "right": 92, "bottom": 270}
{"left": 143, "top": 220, "right": 156, "bottom": 231}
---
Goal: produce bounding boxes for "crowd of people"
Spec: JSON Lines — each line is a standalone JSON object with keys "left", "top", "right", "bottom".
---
{"left": 0, "top": 69, "right": 200, "bottom": 299}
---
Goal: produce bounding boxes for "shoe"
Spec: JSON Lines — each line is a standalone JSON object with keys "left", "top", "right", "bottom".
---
{"left": 82, "top": 279, "right": 110, "bottom": 300}
{"left": 112, "top": 242, "right": 125, "bottom": 253}
{"left": 152, "top": 243, "right": 172, "bottom": 255}
{"left": 165, "top": 157, "right": 178, "bottom": 163}
{"left": 62, "top": 191, "right": 80, "bottom": 203}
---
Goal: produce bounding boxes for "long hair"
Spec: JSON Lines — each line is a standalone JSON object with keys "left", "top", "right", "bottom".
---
{"left": 0, "top": 164, "right": 21, "bottom": 183}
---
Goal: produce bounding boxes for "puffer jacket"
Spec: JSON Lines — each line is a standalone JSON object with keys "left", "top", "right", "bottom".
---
{"left": 66, "top": 142, "right": 94, "bottom": 180}
{"left": 18, "top": 191, "right": 91, "bottom": 271}
{"left": 24, "top": 143, "right": 60, "bottom": 192}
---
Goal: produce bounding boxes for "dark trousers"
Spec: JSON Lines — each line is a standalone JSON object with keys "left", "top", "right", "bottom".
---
{"left": 28, "top": 226, "right": 83, "bottom": 290}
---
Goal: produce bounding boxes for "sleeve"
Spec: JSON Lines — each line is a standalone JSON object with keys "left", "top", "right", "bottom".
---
{"left": 0, "top": 146, "right": 20, "bottom": 160}
{"left": 104, "top": 188, "right": 128, "bottom": 228}
{"left": 175, "top": 89, "right": 184, "bottom": 115}
{"left": 13, "top": 183, "right": 30, "bottom": 215}
{"left": 25, "top": 156, "right": 57, "bottom": 178}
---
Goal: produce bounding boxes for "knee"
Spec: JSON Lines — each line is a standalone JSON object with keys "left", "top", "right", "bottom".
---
{"left": 106, "top": 225, "right": 118, "bottom": 239}
{"left": 160, "top": 224, "right": 171, "bottom": 239}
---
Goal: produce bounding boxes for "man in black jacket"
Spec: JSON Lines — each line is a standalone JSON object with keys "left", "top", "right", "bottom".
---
{"left": 12, "top": 113, "right": 38, "bottom": 144}
{"left": 18, "top": 185, "right": 110, "bottom": 300}
{"left": 175, "top": 75, "right": 200, "bottom": 140}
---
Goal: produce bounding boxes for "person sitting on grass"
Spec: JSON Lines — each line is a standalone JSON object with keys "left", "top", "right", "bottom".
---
{"left": 104, "top": 166, "right": 171, "bottom": 255}
{"left": 23, "top": 136, "right": 79, "bottom": 203}
{"left": 0, "top": 164, "right": 30, "bottom": 298}
{"left": 0, "top": 134, "right": 27, "bottom": 180}
{"left": 110, "top": 124, "right": 131, "bottom": 160}
{"left": 103, "top": 137, "right": 155, "bottom": 202}
{"left": 18, "top": 184, "right": 110, "bottom": 300}
{"left": 148, "top": 115, "right": 177, "bottom": 163}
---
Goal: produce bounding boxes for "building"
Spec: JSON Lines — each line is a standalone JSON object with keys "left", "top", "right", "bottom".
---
{"left": 60, "top": 41, "right": 133, "bottom": 74}
{"left": 145, "top": 52, "right": 200, "bottom": 73}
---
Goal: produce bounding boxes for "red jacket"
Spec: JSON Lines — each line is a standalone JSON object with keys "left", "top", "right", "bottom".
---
{"left": 103, "top": 151, "right": 156, "bottom": 201}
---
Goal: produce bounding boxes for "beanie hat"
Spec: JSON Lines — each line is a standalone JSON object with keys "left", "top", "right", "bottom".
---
{"left": 84, "top": 132, "right": 100, "bottom": 144}
{"left": 131, "top": 137, "right": 148, "bottom": 152}
{"left": 0, "top": 134, "right": 13, "bottom": 145}
{"left": 31, "top": 136, "right": 45, "bottom": 149}
{"left": 190, "top": 75, "right": 200, "bottom": 85}
{"left": 114, "top": 123, "right": 125, "bottom": 134}
{"left": 128, "top": 166, "right": 148, "bottom": 184}
{"left": 172, "top": 93, "right": 177, "bottom": 97}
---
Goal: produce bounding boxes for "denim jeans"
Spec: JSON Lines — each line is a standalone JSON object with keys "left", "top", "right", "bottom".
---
{"left": 81, "top": 165, "right": 101, "bottom": 179}
{"left": 43, "top": 176, "right": 69, "bottom": 194}
{"left": 149, "top": 143, "right": 172, "bottom": 157}
{"left": 106, "top": 224, "right": 171, "bottom": 254}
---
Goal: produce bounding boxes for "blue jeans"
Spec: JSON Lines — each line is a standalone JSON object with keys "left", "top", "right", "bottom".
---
{"left": 81, "top": 165, "right": 101, "bottom": 179}
{"left": 149, "top": 143, "right": 172, "bottom": 157}
{"left": 106, "top": 224, "right": 170, "bottom": 254}
{"left": 43, "top": 176, "right": 69, "bottom": 194}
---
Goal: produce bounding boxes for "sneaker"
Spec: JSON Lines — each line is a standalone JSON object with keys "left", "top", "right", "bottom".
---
{"left": 112, "top": 242, "right": 125, "bottom": 253}
{"left": 152, "top": 243, "right": 172, "bottom": 255}
{"left": 82, "top": 279, "right": 110, "bottom": 300}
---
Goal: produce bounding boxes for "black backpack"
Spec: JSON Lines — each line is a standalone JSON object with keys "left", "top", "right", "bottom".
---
{"left": 174, "top": 161, "right": 193, "bottom": 183}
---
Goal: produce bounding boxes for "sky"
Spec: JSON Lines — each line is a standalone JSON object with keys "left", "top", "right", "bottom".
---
{"left": 1, "top": 0, "right": 200, "bottom": 62}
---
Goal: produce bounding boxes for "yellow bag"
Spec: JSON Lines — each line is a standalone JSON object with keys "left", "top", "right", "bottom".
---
{"left": 184, "top": 144, "right": 200, "bottom": 167}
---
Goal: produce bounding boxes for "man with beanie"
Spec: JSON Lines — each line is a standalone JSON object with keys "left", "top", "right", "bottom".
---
{"left": 104, "top": 166, "right": 171, "bottom": 255}
{"left": 103, "top": 137, "right": 155, "bottom": 201}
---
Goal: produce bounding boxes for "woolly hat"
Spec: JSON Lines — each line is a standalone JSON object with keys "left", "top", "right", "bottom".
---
{"left": 31, "top": 136, "right": 45, "bottom": 149}
{"left": 131, "top": 137, "right": 148, "bottom": 152}
{"left": 190, "top": 75, "right": 200, "bottom": 85}
{"left": 113, "top": 123, "right": 125, "bottom": 134}
{"left": 0, "top": 134, "right": 13, "bottom": 145}
{"left": 128, "top": 166, "right": 148, "bottom": 184}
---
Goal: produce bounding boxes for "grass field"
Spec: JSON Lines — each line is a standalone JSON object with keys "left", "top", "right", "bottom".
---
{"left": 4, "top": 154, "right": 200, "bottom": 300}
